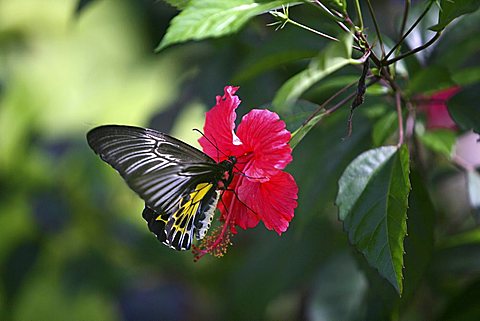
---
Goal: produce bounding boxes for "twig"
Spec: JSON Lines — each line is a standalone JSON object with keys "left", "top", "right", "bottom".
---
{"left": 384, "top": 32, "right": 442, "bottom": 65}
{"left": 366, "top": 0, "right": 386, "bottom": 57}
{"left": 311, "top": 0, "right": 343, "bottom": 19}
{"left": 304, "top": 81, "right": 358, "bottom": 124}
{"left": 290, "top": 19, "right": 340, "bottom": 42}
{"left": 384, "top": 0, "right": 434, "bottom": 61}
{"left": 395, "top": 91, "right": 404, "bottom": 147}
{"left": 353, "top": 0, "right": 364, "bottom": 30}
{"left": 289, "top": 77, "right": 380, "bottom": 149}
{"left": 405, "top": 101, "right": 415, "bottom": 152}
{"left": 326, "top": 92, "right": 357, "bottom": 116}
{"left": 379, "top": 65, "right": 398, "bottom": 95}
{"left": 399, "top": 0, "right": 411, "bottom": 40}
{"left": 269, "top": 6, "right": 340, "bottom": 42}
{"left": 309, "top": 0, "right": 361, "bottom": 47}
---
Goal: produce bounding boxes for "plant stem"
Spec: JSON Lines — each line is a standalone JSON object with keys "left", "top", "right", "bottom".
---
{"left": 366, "top": 0, "right": 385, "bottom": 57}
{"left": 384, "top": 0, "right": 434, "bottom": 61}
{"left": 306, "top": 80, "right": 358, "bottom": 123}
{"left": 306, "top": 1, "right": 363, "bottom": 51}
{"left": 340, "top": 16, "right": 381, "bottom": 65}
{"left": 311, "top": 0, "right": 343, "bottom": 20}
{"left": 395, "top": 91, "right": 404, "bottom": 147}
{"left": 379, "top": 65, "right": 398, "bottom": 94}
{"left": 385, "top": 32, "right": 442, "bottom": 65}
{"left": 405, "top": 101, "right": 415, "bottom": 152}
{"left": 306, "top": 78, "right": 380, "bottom": 126}
{"left": 328, "top": 91, "right": 357, "bottom": 115}
{"left": 288, "top": 19, "right": 340, "bottom": 42}
{"left": 399, "top": 0, "right": 411, "bottom": 39}
{"left": 353, "top": 0, "right": 364, "bottom": 30}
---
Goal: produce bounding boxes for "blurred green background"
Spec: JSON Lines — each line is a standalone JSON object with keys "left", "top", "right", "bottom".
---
{"left": 1, "top": 0, "right": 479, "bottom": 320}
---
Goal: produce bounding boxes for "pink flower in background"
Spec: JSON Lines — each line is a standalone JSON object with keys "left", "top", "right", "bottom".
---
{"left": 418, "top": 86, "right": 480, "bottom": 173}
{"left": 420, "top": 86, "right": 461, "bottom": 130}
{"left": 195, "top": 86, "right": 298, "bottom": 258}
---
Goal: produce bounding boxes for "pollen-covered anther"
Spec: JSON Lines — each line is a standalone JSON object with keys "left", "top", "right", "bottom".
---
{"left": 192, "top": 225, "right": 233, "bottom": 260}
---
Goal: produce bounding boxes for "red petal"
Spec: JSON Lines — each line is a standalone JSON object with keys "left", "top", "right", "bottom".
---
{"left": 426, "top": 104, "right": 457, "bottom": 130}
{"left": 218, "top": 174, "right": 260, "bottom": 233}
{"left": 431, "top": 86, "right": 461, "bottom": 101}
{"left": 238, "top": 171, "right": 298, "bottom": 234}
{"left": 236, "top": 109, "right": 292, "bottom": 181}
{"left": 199, "top": 86, "right": 243, "bottom": 162}
{"left": 420, "top": 86, "right": 460, "bottom": 130}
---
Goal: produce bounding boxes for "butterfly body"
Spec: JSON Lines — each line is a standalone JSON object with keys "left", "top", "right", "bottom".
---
{"left": 87, "top": 125, "right": 236, "bottom": 250}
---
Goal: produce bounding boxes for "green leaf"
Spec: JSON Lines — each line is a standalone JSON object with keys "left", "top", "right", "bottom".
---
{"left": 232, "top": 50, "right": 316, "bottom": 83}
{"left": 467, "top": 170, "right": 480, "bottom": 222}
{"left": 452, "top": 67, "right": 480, "bottom": 86}
{"left": 401, "top": 170, "right": 435, "bottom": 301}
{"left": 430, "top": 0, "right": 480, "bottom": 31}
{"left": 163, "top": 0, "right": 190, "bottom": 9}
{"left": 366, "top": 83, "right": 389, "bottom": 96}
{"left": 308, "top": 75, "right": 359, "bottom": 97}
{"left": 442, "top": 228, "right": 480, "bottom": 248}
{"left": 447, "top": 88, "right": 480, "bottom": 133}
{"left": 356, "top": 251, "right": 399, "bottom": 320}
{"left": 280, "top": 99, "right": 319, "bottom": 133}
{"left": 336, "top": 145, "right": 411, "bottom": 295}
{"left": 156, "top": 0, "right": 298, "bottom": 51}
{"left": 372, "top": 111, "right": 397, "bottom": 147}
{"left": 417, "top": 129, "right": 457, "bottom": 158}
{"left": 272, "top": 34, "right": 356, "bottom": 112}
{"left": 292, "top": 109, "right": 373, "bottom": 229}
{"left": 289, "top": 108, "right": 327, "bottom": 149}
{"left": 286, "top": 77, "right": 361, "bottom": 149}
{"left": 324, "top": 0, "right": 347, "bottom": 13}
{"left": 433, "top": 12, "right": 480, "bottom": 69}
{"left": 406, "top": 65, "right": 455, "bottom": 96}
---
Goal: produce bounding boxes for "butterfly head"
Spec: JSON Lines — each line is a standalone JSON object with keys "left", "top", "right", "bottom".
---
{"left": 228, "top": 155, "right": 237, "bottom": 165}
{"left": 218, "top": 155, "right": 236, "bottom": 174}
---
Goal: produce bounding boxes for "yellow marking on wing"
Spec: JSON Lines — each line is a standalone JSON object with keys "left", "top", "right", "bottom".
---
{"left": 155, "top": 214, "right": 168, "bottom": 223}
{"left": 156, "top": 182, "right": 213, "bottom": 233}
{"left": 191, "top": 183, "right": 213, "bottom": 203}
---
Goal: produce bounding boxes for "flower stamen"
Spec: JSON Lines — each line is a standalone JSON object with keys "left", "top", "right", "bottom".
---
{"left": 192, "top": 193, "right": 236, "bottom": 261}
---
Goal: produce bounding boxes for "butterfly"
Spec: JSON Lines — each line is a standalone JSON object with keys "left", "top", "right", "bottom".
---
{"left": 86, "top": 125, "right": 236, "bottom": 251}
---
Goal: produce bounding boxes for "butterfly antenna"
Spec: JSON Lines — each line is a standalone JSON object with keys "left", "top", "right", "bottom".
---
{"left": 234, "top": 171, "right": 267, "bottom": 181}
{"left": 193, "top": 128, "right": 227, "bottom": 161}
{"left": 225, "top": 187, "right": 259, "bottom": 217}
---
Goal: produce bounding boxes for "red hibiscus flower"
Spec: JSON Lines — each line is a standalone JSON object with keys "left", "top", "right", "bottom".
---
{"left": 194, "top": 86, "right": 298, "bottom": 258}
{"left": 419, "top": 86, "right": 460, "bottom": 130}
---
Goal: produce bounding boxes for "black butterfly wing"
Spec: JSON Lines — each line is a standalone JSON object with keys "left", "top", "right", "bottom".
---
{"left": 142, "top": 181, "right": 220, "bottom": 250}
{"left": 87, "top": 125, "right": 223, "bottom": 250}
